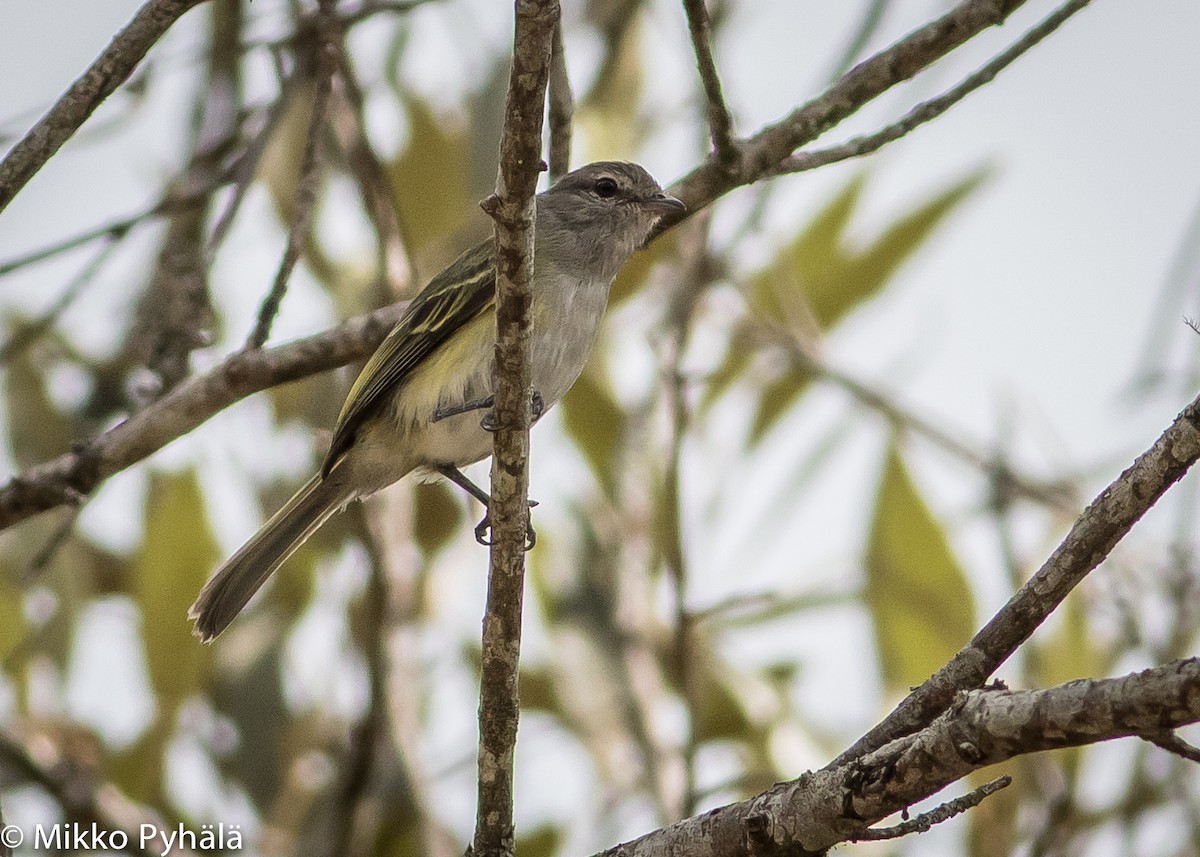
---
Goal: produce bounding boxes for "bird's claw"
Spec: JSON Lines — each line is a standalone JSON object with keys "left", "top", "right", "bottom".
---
{"left": 473, "top": 501, "right": 539, "bottom": 550}
{"left": 480, "top": 390, "right": 546, "bottom": 432}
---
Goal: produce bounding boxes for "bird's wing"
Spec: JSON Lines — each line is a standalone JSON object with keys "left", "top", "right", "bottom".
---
{"left": 321, "top": 239, "right": 495, "bottom": 476}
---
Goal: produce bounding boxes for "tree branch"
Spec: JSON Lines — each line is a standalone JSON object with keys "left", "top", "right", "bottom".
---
{"left": 0, "top": 302, "right": 408, "bottom": 531}
{"left": 850, "top": 775, "right": 1012, "bottom": 841}
{"left": 681, "top": 0, "right": 737, "bottom": 169}
{"left": 0, "top": 0, "right": 209, "bottom": 216}
{"left": 546, "top": 18, "right": 574, "bottom": 184}
{"left": 774, "top": 0, "right": 1094, "bottom": 176}
{"left": 590, "top": 660, "right": 1200, "bottom": 857}
{"left": 246, "top": 1, "right": 338, "bottom": 349}
{"left": 660, "top": 0, "right": 1039, "bottom": 226}
{"left": 472, "top": 2, "right": 558, "bottom": 856}
{"left": 834, "top": 390, "right": 1200, "bottom": 766}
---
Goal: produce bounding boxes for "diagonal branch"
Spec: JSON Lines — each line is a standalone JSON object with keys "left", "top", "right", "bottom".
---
{"left": 775, "top": 0, "right": 1094, "bottom": 175}
{"left": 0, "top": 301, "right": 408, "bottom": 531}
{"left": 833, "top": 390, "right": 1200, "bottom": 767}
{"left": 0, "top": 0, "right": 209, "bottom": 216}
{"left": 473, "top": 2, "right": 559, "bottom": 856}
{"left": 660, "top": 0, "right": 1041, "bottom": 227}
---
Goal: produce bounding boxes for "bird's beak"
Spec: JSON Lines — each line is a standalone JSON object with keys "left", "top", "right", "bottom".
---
{"left": 645, "top": 191, "right": 686, "bottom": 214}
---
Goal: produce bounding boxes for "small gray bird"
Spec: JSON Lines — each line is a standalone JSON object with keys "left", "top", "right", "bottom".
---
{"left": 189, "top": 161, "right": 683, "bottom": 641}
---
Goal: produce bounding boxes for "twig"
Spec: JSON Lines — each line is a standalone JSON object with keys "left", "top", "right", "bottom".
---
{"left": 748, "top": 317, "right": 1077, "bottom": 511}
{"left": 246, "top": 2, "right": 338, "bottom": 350}
{"left": 661, "top": 0, "right": 1045, "bottom": 228}
{"left": 774, "top": 0, "right": 1094, "bottom": 176}
{"left": 328, "top": 44, "right": 414, "bottom": 296}
{"left": 852, "top": 775, "right": 1012, "bottom": 841}
{"left": 681, "top": 0, "right": 738, "bottom": 169}
{"left": 473, "top": 2, "right": 558, "bottom": 855}
{"left": 325, "top": 505, "right": 391, "bottom": 857}
{"left": 0, "top": 0, "right": 208, "bottom": 216}
{"left": 660, "top": 217, "right": 712, "bottom": 817}
{"left": 205, "top": 95, "right": 297, "bottom": 263}
{"left": 0, "top": 204, "right": 157, "bottom": 278}
{"left": 0, "top": 238, "right": 123, "bottom": 363}
{"left": 832, "top": 390, "right": 1200, "bottom": 767}
{"left": 1144, "top": 731, "right": 1200, "bottom": 764}
{"left": 0, "top": 300, "right": 409, "bottom": 531}
{"left": 546, "top": 18, "right": 574, "bottom": 184}
{"left": 128, "top": 0, "right": 242, "bottom": 400}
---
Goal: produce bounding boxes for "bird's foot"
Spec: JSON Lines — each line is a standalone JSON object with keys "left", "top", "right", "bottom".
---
{"left": 473, "top": 501, "right": 539, "bottom": 550}
{"left": 480, "top": 390, "right": 545, "bottom": 432}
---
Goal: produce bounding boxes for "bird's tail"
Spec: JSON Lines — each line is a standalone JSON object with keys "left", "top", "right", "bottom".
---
{"left": 189, "top": 473, "right": 352, "bottom": 643}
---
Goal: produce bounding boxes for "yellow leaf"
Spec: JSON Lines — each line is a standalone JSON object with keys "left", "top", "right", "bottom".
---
{"left": 865, "top": 446, "right": 975, "bottom": 691}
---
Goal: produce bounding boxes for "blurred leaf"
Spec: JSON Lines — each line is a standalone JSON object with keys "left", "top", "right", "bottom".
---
{"left": 212, "top": 641, "right": 290, "bottom": 810}
{"left": 845, "top": 168, "right": 988, "bottom": 304}
{"left": 747, "top": 364, "right": 814, "bottom": 446}
{"left": 750, "top": 169, "right": 987, "bottom": 334}
{"left": 3, "top": 348, "right": 73, "bottom": 468}
{"left": 387, "top": 97, "right": 472, "bottom": 253}
{"left": 698, "top": 323, "right": 758, "bottom": 414}
{"left": 267, "top": 372, "right": 344, "bottom": 430}
{"left": 865, "top": 445, "right": 975, "bottom": 692}
{"left": 1030, "top": 589, "right": 1113, "bottom": 689}
{"left": 609, "top": 230, "right": 678, "bottom": 306}
{"left": 412, "top": 480, "right": 463, "bottom": 555}
{"left": 516, "top": 826, "right": 562, "bottom": 857}
{"left": 559, "top": 365, "right": 626, "bottom": 499}
{"left": 577, "top": 13, "right": 646, "bottom": 160}
{"left": 0, "top": 578, "right": 25, "bottom": 662}
{"left": 133, "top": 470, "right": 218, "bottom": 708}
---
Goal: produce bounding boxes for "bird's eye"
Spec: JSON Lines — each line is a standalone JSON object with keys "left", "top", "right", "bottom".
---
{"left": 594, "top": 177, "right": 618, "bottom": 198}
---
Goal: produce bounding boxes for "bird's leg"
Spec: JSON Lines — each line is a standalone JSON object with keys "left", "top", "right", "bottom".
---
{"left": 479, "top": 389, "right": 545, "bottom": 432}
{"left": 435, "top": 465, "right": 537, "bottom": 550}
{"left": 431, "top": 395, "right": 494, "bottom": 424}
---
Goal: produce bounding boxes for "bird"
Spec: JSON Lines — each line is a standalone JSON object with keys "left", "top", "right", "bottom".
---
{"left": 189, "top": 161, "right": 684, "bottom": 641}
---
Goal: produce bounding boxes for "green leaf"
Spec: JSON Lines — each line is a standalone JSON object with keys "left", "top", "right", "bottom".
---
{"left": 517, "top": 826, "right": 562, "bottom": 857}
{"left": 749, "top": 169, "right": 987, "bottom": 334}
{"left": 865, "top": 445, "right": 975, "bottom": 692}
{"left": 844, "top": 168, "right": 990, "bottom": 303}
{"left": 133, "top": 470, "right": 218, "bottom": 708}
{"left": 746, "top": 363, "right": 815, "bottom": 446}
{"left": 3, "top": 347, "right": 73, "bottom": 468}
{"left": 412, "top": 480, "right": 463, "bottom": 556}
{"left": 387, "top": 97, "right": 472, "bottom": 253}
{"left": 559, "top": 365, "right": 626, "bottom": 499}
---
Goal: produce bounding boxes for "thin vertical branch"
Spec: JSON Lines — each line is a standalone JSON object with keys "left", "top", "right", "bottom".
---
{"left": 246, "top": 1, "right": 338, "bottom": 350}
{"left": 473, "top": 2, "right": 559, "bottom": 856}
{"left": 681, "top": 0, "right": 737, "bottom": 169}
{"left": 660, "top": 217, "right": 711, "bottom": 817}
{"left": 328, "top": 45, "right": 415, "bottom": 298}
{"left": 0, "top": 0, "right": 208, "bottom": 215}
{"left": 546, "top": 18, "right": 574, "bottom": 184}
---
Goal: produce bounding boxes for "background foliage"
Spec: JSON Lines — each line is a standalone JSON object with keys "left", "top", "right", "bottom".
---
{"left": 1, "top": 2, "right": 1199, "bottom": 856}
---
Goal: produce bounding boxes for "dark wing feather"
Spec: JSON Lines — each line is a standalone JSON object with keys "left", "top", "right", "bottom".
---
{"left": 321, "top": 239, "right": 495, "bottom": 476}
